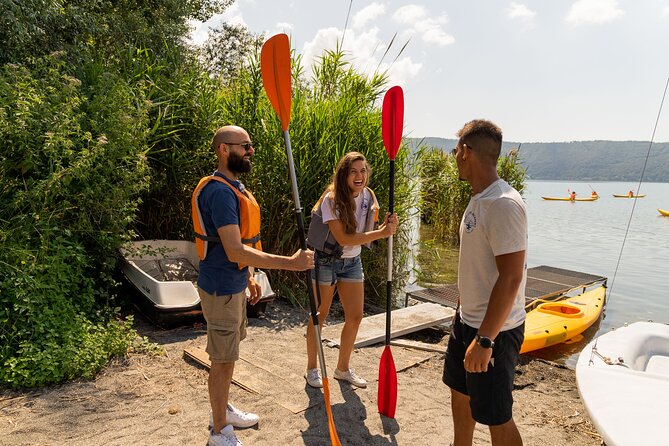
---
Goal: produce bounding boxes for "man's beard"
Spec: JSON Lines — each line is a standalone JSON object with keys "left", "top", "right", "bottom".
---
{"left": 228, "top": 151, "right": 252, "bottom": 174}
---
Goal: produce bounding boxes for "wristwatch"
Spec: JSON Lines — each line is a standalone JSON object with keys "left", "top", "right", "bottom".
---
{"left": 475, "top": 334, "right": 495, "bottom": 349}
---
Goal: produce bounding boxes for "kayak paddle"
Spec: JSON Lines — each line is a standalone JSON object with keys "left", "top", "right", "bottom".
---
{"left": 260, "top": 33, "right": 342, "bottom": 446}
{"left": 378, "top": 85, "right": 403, "bottom": 418}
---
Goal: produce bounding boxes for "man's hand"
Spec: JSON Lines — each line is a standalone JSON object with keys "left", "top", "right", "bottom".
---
{"left": 464, "top": 339, "right": 493, "bottom": 373}
{"left": 290, "top": 248, "right": 315, "bottom": 271}
{"left": 247, "top": 275, "right": 262, "bottom": 305}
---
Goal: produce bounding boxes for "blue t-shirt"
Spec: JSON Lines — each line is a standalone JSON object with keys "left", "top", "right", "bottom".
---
{"left": 197, "top": 171, "right": 249, "bottom": 295}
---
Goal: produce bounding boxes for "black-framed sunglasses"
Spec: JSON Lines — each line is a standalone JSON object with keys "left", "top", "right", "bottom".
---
{"left": 224, "top": 142, "right": 254, "bottom": 151}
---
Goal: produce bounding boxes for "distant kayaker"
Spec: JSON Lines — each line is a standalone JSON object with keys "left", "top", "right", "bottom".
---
{"left": 591, "top": 191, "right": 598, "bottom": 198}
{"left": 443, "top": 119, "right": 527, "bottom": 446}
{"left": 192, "top": 125, "right": 314, "bottom": 446}
{"left": 628, "top": 190, "right": 634, "bottom": 198}
{"left": 570, "top": 191, "right": 577, "bottom": 201}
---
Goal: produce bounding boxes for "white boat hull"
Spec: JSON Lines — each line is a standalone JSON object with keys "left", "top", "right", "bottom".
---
{"left": 576, "top": 322, "right": 669, "bottom": 446}
{"left": 120, "top": 240, "right": 201, "bottom": 310}
{"left": 119, "top": 240, "right": 276, "bottom": 325}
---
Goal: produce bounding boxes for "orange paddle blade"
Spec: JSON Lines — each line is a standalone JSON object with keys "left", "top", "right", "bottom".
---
{"left": 378, "top": 345, "right": 398, "bottom": 418}
{"left": 260, "top": 33, "right": 292, "bottom": 131}
{"left": 322, "top": 378, "right": 343, "bottom": 446}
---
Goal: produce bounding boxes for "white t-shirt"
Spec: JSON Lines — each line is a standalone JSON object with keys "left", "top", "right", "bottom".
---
{"left": 458, "top": 179, "right": 527, "bottom": 331}
{"left": 321, "top": 192, "right": 369, "bottom": 258}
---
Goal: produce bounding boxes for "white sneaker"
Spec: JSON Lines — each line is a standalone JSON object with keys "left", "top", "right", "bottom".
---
{"left": 334, "top": 368, "right": 367, "bottom": 388}
{"left": 209, "top": 404, "right": 259, "bottom": 429}
{"left": 305, "top": 368, "right": 323, "bottom": 388}
{"left": 209, "top": 424, "right": 244, "bottom": 446}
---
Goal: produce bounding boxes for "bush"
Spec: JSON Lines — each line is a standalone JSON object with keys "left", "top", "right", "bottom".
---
{"left": 0, "top": 54, "right": 150, "bottom": 388}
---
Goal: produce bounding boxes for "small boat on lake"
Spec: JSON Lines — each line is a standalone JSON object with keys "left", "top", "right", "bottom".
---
{"left": 576, "top": 321, "right": 669, "bottom": 446}
{"left": 658, "top": 208, "right": 669, "bottom": 216}
{"left": 541, "top": 196, "right": 598, "bottom": 202}
{"left": 612, "top": 194, "right": 646, "bottom": 198}
{"left": 520, "top": 284, "right": 606, "bottom": 354}
{"left": 119, "top": 240, "right": 275, "bottom": 326}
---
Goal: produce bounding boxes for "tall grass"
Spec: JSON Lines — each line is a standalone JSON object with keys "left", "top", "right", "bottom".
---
{"left": 122, "top": 43, "right": 416, "bottom": 307}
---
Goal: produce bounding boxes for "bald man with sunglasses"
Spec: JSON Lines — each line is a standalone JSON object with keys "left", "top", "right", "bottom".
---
{"left": 193, "top": 125, "right": 314, "bottom": 446}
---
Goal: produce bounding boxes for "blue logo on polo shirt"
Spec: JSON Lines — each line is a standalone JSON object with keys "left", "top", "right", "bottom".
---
{"left": 464, "top": 211, "right": 477, "bottom": 233}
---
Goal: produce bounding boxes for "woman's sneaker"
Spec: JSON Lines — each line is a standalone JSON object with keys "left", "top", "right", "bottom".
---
{"left": 304, "top": 368, "right": 323, "bottom": 388}
{"left": 209, "top": 404, "right": 259, "bottom": 429}
{"left": 209, "top": 424, "right": 244, "bottom": 446}
{"left": 334, "top": 368, "right": 367, "bottom": 388}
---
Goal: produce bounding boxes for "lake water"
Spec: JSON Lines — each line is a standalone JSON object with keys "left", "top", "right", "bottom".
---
{"left": 523, "top": 180, "right": 669, "bottom": 364}
{"left": 412, "top": 180, "right": 669, "bottom": 366}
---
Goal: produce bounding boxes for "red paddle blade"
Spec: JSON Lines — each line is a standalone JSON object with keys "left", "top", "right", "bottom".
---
{"left": 261, "top": 33, "right": 292, "bottom": 131}
{"left": 382, "top": 86, "right": 404, "bottom": 160}
{"left": 323, "top": 378, "right": 343, "bottom": 446}
{"left": 378, "top": 345, "right": 398, "bottom": 418}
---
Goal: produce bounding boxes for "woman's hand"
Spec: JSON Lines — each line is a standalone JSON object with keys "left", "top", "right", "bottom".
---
{"left": 380, "top": 212, "right": 398, "bottom": 237}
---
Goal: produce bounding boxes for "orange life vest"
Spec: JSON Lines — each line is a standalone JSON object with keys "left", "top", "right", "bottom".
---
{"left": 191, "top": 175, "right": 262, "bottom": 268}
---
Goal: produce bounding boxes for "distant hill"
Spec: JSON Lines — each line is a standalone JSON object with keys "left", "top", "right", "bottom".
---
{"left": 409, "top": 138, "right": 669, "bottom": 183}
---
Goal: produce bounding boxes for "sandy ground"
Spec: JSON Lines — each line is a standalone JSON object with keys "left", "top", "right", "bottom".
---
{"left": 0, "top": 299, "right": 602, "bottom": 446}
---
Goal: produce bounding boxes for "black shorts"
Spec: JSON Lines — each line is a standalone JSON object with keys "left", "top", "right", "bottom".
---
{"left": 442, "top": 312, "right": 524, "bottom": 426}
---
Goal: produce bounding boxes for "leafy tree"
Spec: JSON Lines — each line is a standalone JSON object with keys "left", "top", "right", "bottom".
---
{"left": 200, "top": 23, "right": 264, "bottom": 81}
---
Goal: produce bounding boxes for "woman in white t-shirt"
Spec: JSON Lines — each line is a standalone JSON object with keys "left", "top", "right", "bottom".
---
{"left": 304, "top": 152, "right": 398, "bottom": 389}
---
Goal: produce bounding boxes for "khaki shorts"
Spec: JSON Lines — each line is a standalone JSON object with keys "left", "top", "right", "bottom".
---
{"left": 198, "top": 288, "right": 247, "bottom": 363}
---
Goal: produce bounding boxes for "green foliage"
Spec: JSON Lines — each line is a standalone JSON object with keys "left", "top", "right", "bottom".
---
{"left": 0, "top": 0, "right": 418, "bottom": 387}
{"left": 0, "top": 54, "right": 150, "bottom": 388}
{"left": 418, "top": 146, "right": 527, "bottom": 244}
{"left": 200, "top": 24, "right": 264, "bottom": 82}
{"left": 0, "top": 0, "right": 233, "bottom": 65}
{"left": 132, "top": 44, "right": 417, "bottom": 306}
{"left": 233, "top": 48, "right": 415, "bottom": 305}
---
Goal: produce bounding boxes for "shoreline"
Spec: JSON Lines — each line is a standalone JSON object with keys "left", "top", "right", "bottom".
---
{"left": 0, "top": 299, "right": 601, "bottom": 446}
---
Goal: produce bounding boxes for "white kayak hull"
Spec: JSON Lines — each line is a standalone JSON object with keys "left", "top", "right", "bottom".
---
{"left": 575, "top": 322, "right": 669, "bottom": 446}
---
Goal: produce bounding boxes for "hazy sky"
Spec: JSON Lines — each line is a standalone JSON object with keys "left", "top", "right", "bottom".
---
{"left": 191, "top": 0, "right": 669, "bottom": 143}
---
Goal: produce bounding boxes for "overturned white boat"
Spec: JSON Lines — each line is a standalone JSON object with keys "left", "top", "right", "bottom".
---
{"left": 119, "top": 240, "right": 275, "bottom": 326}
{"left": 575, "top": 321, "right": 669, "bottom": 446}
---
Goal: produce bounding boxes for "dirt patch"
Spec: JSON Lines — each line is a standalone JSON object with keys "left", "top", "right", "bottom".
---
{"left": 0, "top": 299, "right": 601, "bottom": 445}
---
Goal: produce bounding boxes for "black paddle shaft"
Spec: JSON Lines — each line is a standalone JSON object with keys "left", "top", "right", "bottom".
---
{"left": 385, "top": 160, "right": 395, "bottom": 344}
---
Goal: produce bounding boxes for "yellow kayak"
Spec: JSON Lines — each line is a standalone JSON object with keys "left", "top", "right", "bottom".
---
{"left": 520, "top": 285, "right": 606, "bottom": 354}
{"left": 542, "top": 196, "right": 598, "bottom": 201}
{"left": 659, "top": 209, "right": 669, "bottom": 216}
{"left": 613, "top": 194, "right": 646, "bottom": 198}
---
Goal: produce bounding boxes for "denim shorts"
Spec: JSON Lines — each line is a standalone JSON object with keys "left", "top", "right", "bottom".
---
{"left": 311, "top": 252, "right": 364, "bottom": 285}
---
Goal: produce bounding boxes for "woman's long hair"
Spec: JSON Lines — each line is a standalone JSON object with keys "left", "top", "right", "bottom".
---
{"left": 326, "top": 152, "right": 372, "bottom": 234}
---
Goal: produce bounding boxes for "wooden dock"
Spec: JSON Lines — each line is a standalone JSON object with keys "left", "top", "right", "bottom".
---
{"left": 405, "top": 265, "right": 607, "bottom": 309}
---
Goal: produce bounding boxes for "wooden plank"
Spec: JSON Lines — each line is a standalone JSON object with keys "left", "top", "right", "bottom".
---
{"left": 390, "top": 339, "right": 447, "bottom": 354}
{"left": 182, "top": 348, "right": 261, "bottom": 395}
{"left": 323, "top": 303, "right": 455, "bottom": 348}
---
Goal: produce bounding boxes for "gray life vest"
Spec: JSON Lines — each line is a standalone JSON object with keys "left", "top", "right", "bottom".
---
{"left": 307, "top": 187, "right": 380, "bottom": 257}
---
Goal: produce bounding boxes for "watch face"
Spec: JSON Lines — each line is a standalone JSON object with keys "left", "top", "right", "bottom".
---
{"left": 477, "top": 336, "right": 493, "bottom": 348}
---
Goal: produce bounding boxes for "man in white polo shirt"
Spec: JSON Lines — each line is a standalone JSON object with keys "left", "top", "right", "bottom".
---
{"left": 443, "top": 119, "right": 527, "bottom": 446}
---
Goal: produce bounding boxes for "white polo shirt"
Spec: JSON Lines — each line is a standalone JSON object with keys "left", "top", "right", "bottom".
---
{"left": 458, "top": 178, "right": 527, "bottom": 331}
